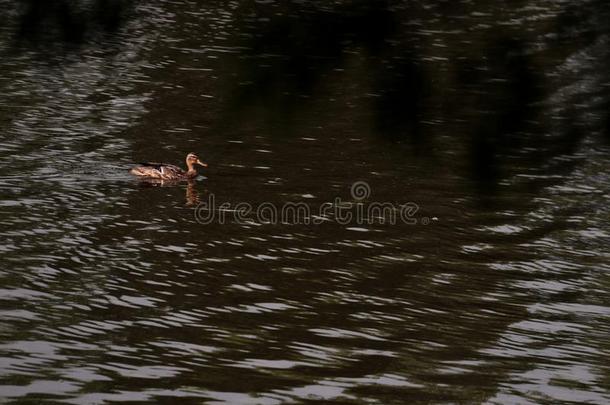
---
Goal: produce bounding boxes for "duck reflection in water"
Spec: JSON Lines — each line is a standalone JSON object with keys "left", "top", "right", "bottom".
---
{"left": 185, "top": 180, "right": 200, "bottom": 206}
{"left": 134, "top": 178, "right": 202, "bottom": 206}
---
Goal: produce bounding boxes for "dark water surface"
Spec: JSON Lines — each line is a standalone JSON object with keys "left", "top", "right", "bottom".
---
{"left": 1, "top": 1, "right": 609, "bottom": 403}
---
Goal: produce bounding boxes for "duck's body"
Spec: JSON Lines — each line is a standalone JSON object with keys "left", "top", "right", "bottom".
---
{"left": 130, "top": 153, "right": 207, "bottom": 181}
{"left": 130, "top": 162, "right": 197, "bottom": 180}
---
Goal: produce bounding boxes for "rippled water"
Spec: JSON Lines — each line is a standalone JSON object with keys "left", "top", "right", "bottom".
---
{"left": 1, "top": 1, "right": 609, "bottom": 403}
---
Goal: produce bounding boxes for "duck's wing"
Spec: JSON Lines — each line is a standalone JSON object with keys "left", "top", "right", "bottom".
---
{"left": 158, "top": 164, "right": 185, "bottom": 178}
{"left": 131, "top": 162, "right": 185, "bottom": 179}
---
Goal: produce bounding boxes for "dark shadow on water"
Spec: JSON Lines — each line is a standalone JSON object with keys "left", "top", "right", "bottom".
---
{"left": 13, "top": 0, "right": 133, "bottom": 46}
{"left": 464, "top": 36, "right": 544, "bottom": 193}
{"left": 221, "top": 0, "right": 397, "bottom": 133}
{"left": 219, "top": 0, "right": 610, "bottom": 193}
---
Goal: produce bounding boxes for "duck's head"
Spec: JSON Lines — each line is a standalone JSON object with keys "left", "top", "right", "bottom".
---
{"left": 186, "top": 152, "right": 208, "bottom": 169}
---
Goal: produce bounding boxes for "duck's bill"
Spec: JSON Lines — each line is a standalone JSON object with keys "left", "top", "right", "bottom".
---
{"left": 197, "top": 160, "right": 208, "bottom": 167}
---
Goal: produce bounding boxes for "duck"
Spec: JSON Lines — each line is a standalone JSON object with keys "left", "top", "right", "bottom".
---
{"left": 130, "top": 152, "right": 208, "bottom": 181}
